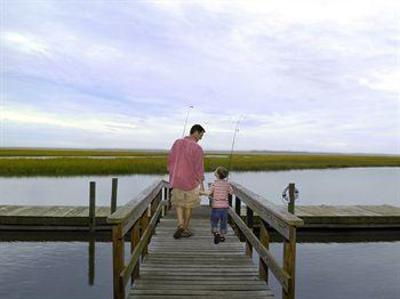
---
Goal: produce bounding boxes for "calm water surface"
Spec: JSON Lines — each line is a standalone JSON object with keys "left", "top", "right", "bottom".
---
{"left": 0, "top": 167, "right": 399, "bottom": 299}
{"left": 1, "top": 167, "right": 399, "bottom": 206}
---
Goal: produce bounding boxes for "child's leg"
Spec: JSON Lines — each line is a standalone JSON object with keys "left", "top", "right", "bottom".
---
{"left": 210, "top": 209, "right": 219, "bottom": 235}
{"left": 211, "top": 209, "right": 222, "bottom": 244}
{"left": 219, "top": 209, "right": 228, "bottom": 241}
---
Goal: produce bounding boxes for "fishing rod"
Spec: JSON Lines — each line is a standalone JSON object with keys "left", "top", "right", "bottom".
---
{"left": 182, "top": 105, "right": 194, "bottom": 137}
{"left": 228, "top": 115, "right": 244, "bottom": 176}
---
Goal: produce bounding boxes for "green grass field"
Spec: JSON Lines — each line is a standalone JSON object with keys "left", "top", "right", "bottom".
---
{"left": 1, "top": 149, "right": 399, "bottom": 177}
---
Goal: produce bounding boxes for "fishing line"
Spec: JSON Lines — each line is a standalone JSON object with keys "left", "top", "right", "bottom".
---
{"left": 182, "top": 105, "right": 194, "bottom": 137}
{"left": 227, "top": 115, "right": 244, "bottom": 178}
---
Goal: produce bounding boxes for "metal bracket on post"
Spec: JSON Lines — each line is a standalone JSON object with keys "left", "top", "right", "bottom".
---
{"left": 282, "top": 183, "right": 299, "bottom": 214}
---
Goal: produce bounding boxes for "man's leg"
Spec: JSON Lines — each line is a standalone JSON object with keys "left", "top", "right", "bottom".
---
{"left": 176, "top": 206, "right": 185, "bottom": 228}
{"left": 173, "top": 206, "right": 185, "bottom": 239}
{"left": 183, "top": 207, "right": 192, "bottom": 230}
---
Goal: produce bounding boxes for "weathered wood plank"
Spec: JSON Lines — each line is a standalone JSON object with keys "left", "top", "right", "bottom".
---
{"left": 128, "top": 290, "right": 274, "bottom": 296}
{"left": 133, "top": 283, "right": 269, "bottom": 291}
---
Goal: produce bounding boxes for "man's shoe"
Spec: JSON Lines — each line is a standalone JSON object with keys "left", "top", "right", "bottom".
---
{"left": 173, "top": 227, "right": 185, "bottom": 239}
{"left": 220, "top": 236, "right": 225, "bottom": 242}
{"left": 213, "top": 233, "right": 220, "bottom": 244}
{"left": 181, "top": 229, "right": 193, "bottom": 238}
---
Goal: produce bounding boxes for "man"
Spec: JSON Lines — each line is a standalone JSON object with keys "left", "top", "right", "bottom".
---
{"left": 168, "top": 124, "right": 206, "bottom": 239}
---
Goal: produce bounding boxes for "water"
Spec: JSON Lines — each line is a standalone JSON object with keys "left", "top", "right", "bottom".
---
{"left": 0, "top": 174, "right": 161, "bottom": 206}
{"left": 0, "top": 241, "right": 399, "bottom": 299}
{"left": 0, "top": 242, "right": 113, "bottom": 299}
{"left": 0, "top": 167, "right": 399, "bottom": 299}
{"left": 0, "top": 167, "right": 398, "bottom": 206}
{"left": 260, "top": 242, "right": 400, "bottom": 299}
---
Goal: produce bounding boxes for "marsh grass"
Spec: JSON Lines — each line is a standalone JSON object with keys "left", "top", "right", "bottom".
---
{"left": 0, "top": 150, "right": 399, "bottom": 176}
{"left": 0, "top": 149, "right": 165, "bottom": 157}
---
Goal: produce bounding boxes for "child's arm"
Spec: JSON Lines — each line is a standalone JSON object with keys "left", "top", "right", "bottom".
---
{"left": 209, "top": 184, "right": 215, "bottom": 196}
{"left": 199, "top": 183, "right": 215, "bottom": 197}
{"left": 228, "top": 183, "right": 233, "bottom": 195}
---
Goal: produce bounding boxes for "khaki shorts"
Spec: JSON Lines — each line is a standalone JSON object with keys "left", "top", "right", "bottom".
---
{"left": 171, "top": 187, "right": 201, "bottom": 208}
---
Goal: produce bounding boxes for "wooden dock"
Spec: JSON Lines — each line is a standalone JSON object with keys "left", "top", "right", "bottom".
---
{"left": 2, "top": 179, "right": 399, "bottom": 299}
{"left": 128, "top": 208, "right": 275, "bottom": 299}
{"left": 0, "top": 205, "right": 111, "bottom": 230}
{"left": 1, "top": 204, "right": 399, "bottom": 231}
{"left": 285, "top": 204, "right": 400, "bottom": 228}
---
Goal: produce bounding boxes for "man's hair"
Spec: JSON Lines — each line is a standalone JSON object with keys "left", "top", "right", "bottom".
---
{"left": 190, "top": 124, "right": 206, "bottom": 135}
{"left": 215, "top": 166, "right": 229, "bottom": 179}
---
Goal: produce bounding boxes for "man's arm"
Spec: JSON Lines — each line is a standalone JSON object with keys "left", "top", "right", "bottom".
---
{"left": 167, "top": 140, "right": 178, "bottom": 173}
{"left": 194, "top": 147, "right": 205, "bottom": 188}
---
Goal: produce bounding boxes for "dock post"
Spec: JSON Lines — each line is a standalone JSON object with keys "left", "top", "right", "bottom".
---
{"left": 208, "top": 182, "right": 212, "bottom": 207}
{"left": 235, "top": 196, "right": 245, "bottom": 241}
{"left": 228, "top": 194, "right": 233, "bottom": 225}
{"left": 89, "top": 181, "right": 96, "bottom": 232}
{"left": 259, "top": 220, "right": 270, "bottom": 284}
{"left": 161, "top": 187, "right": 166, "bottom": 217}
{"left": 111, "top": 178, "right": 118, "bottom": 214}
{"left": 245, "top": 206, "right": 254, "bottom": 257}
{"left": 288, "top": 183, "right": 295, "bottom": 214}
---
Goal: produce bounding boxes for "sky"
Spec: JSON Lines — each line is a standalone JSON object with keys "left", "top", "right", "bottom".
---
{"left": 1, "top": 0, "right": 399, "bottom": 154}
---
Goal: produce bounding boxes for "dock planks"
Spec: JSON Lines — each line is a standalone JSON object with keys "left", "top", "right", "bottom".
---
{"left": 127, "top": 208, "right": 275, "bottom": 299}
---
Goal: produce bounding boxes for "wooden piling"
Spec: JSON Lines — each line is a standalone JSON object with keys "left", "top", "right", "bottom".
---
{"left": 288, "top": 183, "right": 295, "bottom": 214}
{"left": 245, "top": 206, "right": 254, "bottom": 257}
{"left": 111, "top": 178, "right": 118, "bottom": 214}
{"left": 89, "top": 181, "right": 96, "bottom": 232}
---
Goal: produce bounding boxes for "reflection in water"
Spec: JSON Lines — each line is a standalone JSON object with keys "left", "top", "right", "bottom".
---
{"left": 1, "top": 239, "right": 399, "bottom": 299}
{"left": 0, "top": 242, "right": 114, "bottom": 299}
{"left": 88, "top": 234, "right": 95, "bottom": 286}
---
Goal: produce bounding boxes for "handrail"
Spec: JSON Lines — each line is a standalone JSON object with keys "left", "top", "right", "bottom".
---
{"left": 231, "top": 181, "right": 303, "bottom": 239}
{"left": 120, "top": 202, "right": 164, "bottom": 286}
{"left": 229, "top": 181, "right": 303, "bottom": 299}
{"left": 107, "top": 179, "right": 170, "bottom": 299}
{"left": 108, "top": 180, "right": 167, "bottom": 222}
{"left": 228, "top": 208, "right": 291, "bottom": 290}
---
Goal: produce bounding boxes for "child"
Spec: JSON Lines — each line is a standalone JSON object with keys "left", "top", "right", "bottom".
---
{"left": 206, "top": 166, "right": 233, "bottom": 244}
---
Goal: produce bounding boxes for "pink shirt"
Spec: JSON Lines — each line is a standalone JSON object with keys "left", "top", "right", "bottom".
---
{"left": 168, "top": 136, "right": 205, "bottom": 191}
{"left": 210, "top": 179, "right": 233, "bottom": 209}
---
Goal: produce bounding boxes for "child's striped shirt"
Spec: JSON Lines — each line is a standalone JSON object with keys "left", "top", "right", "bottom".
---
{"left": 210, "top": 179, "right": 233, "bottom": 209}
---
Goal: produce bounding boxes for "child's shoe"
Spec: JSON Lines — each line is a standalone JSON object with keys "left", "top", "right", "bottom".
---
{"left": 213, "top": 233, "right": 221, "bottom": 244}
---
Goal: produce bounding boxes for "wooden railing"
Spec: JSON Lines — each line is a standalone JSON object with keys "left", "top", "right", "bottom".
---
{"left": 107, "top": 179, "right": 170, "bottom": 299}
{"left": 229, "top": 181, "right": 304, "bottom": 299}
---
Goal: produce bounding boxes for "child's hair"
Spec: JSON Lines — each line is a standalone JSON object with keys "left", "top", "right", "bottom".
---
{"left": 215, "top": 166, "right": 229, "bottom": 179}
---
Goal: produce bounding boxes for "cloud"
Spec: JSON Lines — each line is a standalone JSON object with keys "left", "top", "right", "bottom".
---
{"left": 1, "top": 0, "right": 399, "bottom": 153}
{"left": 2, "top": 31, "right": 51, "bottom": 56}
{"left": 358, "top": 70, "right": 400, "bottom": 94}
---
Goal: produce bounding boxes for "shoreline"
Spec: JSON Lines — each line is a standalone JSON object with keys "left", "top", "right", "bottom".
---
{"left": 1, "top": 153, "right": 399, "bottom": 177}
